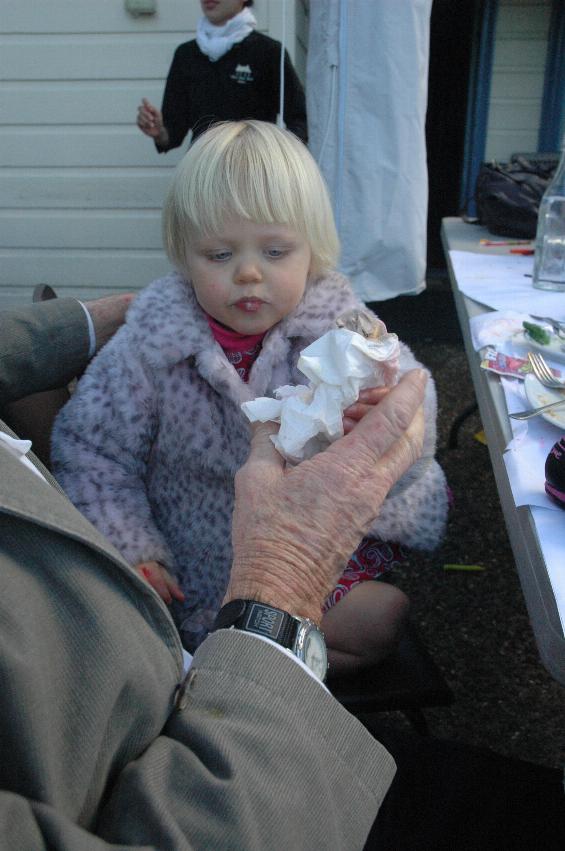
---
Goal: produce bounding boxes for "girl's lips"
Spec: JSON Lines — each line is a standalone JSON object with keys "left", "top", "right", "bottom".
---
{"left": 234, "top": 298, "right": 265, "bottom": 313}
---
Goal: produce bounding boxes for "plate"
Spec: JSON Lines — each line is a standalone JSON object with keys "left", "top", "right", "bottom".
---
{"left": 524, "top": 374, "right": 565, "bottom": 429}
{"left": 513, "top": 329, "right": 565, "bottom": 364}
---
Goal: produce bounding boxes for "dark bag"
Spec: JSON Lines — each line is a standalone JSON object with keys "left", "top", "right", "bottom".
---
{"left": 475, "top": 155, "right": 556, "bottom": 239}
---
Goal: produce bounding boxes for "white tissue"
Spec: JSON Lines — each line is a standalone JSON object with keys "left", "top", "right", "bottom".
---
{"left": 241, "top": 327, "right": 400, "bottom": 462}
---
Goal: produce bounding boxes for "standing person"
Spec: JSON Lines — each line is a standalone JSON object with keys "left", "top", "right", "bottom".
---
{"left": 136, "top": 0, "right": 307, "bottom": 149}
{"left": 51, "top": 120, "right": 448, "bottom": 672}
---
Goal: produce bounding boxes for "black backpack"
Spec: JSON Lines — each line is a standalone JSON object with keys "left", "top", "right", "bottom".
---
{"left": 475, "top": 154, "right": 557, "bottom": 239}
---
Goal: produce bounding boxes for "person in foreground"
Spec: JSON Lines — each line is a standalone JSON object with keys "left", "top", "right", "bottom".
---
{"left": 51, "top": 119, "right": 448, "bottom": 672}
{"left": 0, "top": 294, "right": 420, "bottom": 848}
{"left": 1, "top": 300, "right": 563, "bottom": 850}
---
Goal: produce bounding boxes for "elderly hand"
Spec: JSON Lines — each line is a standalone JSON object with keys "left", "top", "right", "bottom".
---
{"left": 84, "top": 293, "right": 135, "bottom": 352}
{"left": 225, "top": 369, "right": 427, "bottom": 623}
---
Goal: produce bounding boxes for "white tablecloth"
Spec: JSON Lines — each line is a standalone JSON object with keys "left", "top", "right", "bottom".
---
{"left": 457, "top": 265, "right": 565, "bottom": 632}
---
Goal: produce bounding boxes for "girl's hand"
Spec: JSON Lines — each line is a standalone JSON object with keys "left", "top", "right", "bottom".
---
{"left": 342, "top": 386, "right": 389, "bottom": 434}
{"left": 136, "top": 561, "right": 185, "bottom": 605}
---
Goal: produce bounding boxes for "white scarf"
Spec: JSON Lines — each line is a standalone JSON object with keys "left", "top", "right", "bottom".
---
{"left": 196, "top": 7, "right": 257, "bottom": 62}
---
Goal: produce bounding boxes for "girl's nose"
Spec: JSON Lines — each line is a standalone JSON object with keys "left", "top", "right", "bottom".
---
{"left": 235, "top": 259, "right": 262, "bottom": 284}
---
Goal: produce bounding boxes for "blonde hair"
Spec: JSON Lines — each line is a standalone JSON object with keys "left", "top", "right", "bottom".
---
{"left": 162, "top": 120, "right": 339, "bottom": 279}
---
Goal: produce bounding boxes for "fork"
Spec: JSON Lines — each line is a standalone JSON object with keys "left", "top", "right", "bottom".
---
{"left": 529, "top": 315, "right": 565, "bottom": 340}
{"left": 528, "top": 352, "right": 565, "bottom": 389}
{"left": 510, "top": 398, "right": 565, "bottom": 420}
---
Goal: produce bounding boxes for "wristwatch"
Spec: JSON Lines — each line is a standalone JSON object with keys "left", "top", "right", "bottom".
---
{"left": 212, "top": 599, "right": 328, "bottom": 682}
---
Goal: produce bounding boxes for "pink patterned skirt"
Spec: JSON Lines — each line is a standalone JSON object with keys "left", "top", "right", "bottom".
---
{"left": 323, "top": 537, "right": 407, "bottom": 612}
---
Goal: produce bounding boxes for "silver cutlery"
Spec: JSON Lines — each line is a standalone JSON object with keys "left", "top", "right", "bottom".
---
{"left": 527, "top": 352, "right": 565, "bottom": 389}
{"left": 510, "top": 398, "right": 565, "bottom": 421}
{"left": 529, "top": 315, "right": 565, "bottom": 339}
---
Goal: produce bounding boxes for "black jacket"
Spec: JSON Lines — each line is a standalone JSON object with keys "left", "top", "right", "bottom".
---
{"left": 157, "top": 31, "right": 307, "bottom": 149}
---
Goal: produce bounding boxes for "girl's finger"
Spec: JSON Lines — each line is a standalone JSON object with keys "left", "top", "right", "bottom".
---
{"left": 167, "top": 578, "right": 185, "bottom": 602}
{"left": 356, "top": 386, "right": 389, "bottom": 404}
{"left": 343, "top": 402, "right": 373, "bottom": 421}
{"left": 151, "top": 576, "right": 172, "bottom": 604}
{"left": 138, "top": 563, "right": 173, "bottom": 604}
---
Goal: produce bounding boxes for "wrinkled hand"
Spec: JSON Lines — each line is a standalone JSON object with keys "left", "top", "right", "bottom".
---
{"left": 226, "top": 370, "right": 427, "bottom": 623}
{"left": 136, "top": 561, "right": 185, "bottom": 605}
{"left": 84, "top": 293, "right": 135, "bottom": 352}
{"left": 342, "top": 386, "right": 389, "bottom": 434}
{"left": 136, "top": 98, "right": 167, "bottom": 144}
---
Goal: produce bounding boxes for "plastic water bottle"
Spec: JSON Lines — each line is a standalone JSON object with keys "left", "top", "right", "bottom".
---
{"left": 532, "top": 136, "right": 565, "bottom": 291}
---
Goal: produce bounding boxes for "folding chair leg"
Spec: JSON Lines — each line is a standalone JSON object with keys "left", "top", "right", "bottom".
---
{"left": 447, "top": 402, "right": 478, "bottom": 449}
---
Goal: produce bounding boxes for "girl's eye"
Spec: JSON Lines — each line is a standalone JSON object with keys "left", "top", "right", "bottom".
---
{"left": 266, "top": 248, "right": 285, "bottom": 258}
{"left": 209, "top": 250, "right": 231, "bottom": 262}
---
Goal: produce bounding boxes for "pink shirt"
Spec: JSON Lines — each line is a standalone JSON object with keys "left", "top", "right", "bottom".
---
{"left": 206, "top": 314, "right": 265, "bottom": 382}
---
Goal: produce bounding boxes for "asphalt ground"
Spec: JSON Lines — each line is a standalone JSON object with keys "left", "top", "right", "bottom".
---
{"left": 368, "top": 276, "right": 565, "bottom": 771}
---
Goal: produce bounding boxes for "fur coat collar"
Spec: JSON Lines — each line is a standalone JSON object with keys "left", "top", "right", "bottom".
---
{"left": 126, "top": 269, "right": 357, "bottom": 407}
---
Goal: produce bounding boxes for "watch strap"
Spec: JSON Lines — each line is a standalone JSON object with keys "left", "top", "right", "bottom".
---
{"left": 212, "top": 599, "right": 299, "bottom": 648}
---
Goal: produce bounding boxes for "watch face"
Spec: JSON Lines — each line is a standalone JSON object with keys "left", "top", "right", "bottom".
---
{"left": 302, "top": 628, "right": 328, "bottom": 681}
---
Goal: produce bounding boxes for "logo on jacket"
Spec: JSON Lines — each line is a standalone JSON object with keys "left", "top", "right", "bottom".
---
{"left": 231, "top": 64, "right": 254, "bottom": 84}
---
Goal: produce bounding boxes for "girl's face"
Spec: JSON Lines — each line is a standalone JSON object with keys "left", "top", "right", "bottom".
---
{"left": 186, "top": 217, "right": 311, "bottom": 335}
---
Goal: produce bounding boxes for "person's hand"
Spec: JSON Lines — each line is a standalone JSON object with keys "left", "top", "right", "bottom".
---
{"left": 136, "top": 98, "right": 168, "bottom": 146}
{"left": 342, "top": 386, "right": 389, "bottom": 434}
{"left": 136, "top": 561, "right": 185, "bottom": 605}
{"left": 225, "top": 369, "right": 427, "bottom": 623}
{"left": 83, "top": 293, "right": 135, "bottom": 352}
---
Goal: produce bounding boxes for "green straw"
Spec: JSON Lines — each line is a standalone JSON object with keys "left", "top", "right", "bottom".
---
{"left": 443, "top": 564, "right": 485, "bottom": 572}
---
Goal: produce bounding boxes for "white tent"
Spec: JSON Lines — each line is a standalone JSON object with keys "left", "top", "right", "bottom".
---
{"left": 306, "top": 0, "right": 432, "bottom": 302}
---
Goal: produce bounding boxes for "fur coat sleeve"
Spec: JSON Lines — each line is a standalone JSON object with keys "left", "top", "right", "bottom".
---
{"left": 51, "top": 322, "right": 174, "bottom": 569}
{"left": 365, "top": 337, "right": 448, "bottom": 550}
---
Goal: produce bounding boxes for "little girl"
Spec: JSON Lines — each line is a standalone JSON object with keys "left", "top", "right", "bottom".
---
{"left": 52, "top": 120, "right": 447, "bottom": 672}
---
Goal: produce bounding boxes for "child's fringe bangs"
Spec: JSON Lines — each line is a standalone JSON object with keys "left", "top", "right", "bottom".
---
{"left": 189, "top": 132, "right": 304, "bottom": 237}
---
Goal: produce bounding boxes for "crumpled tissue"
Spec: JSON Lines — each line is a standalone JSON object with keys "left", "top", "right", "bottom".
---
{"left": 241, "top": 326, "right": 400, "bottom": 462}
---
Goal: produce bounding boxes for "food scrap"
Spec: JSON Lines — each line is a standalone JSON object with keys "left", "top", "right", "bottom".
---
{"left": 523, "top": 321, "right": 551, "bottom": 346}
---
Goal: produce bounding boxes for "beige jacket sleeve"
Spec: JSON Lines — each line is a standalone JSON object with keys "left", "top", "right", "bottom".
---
{"left": 98, "top": 631, "right": 396, "bottom": 849}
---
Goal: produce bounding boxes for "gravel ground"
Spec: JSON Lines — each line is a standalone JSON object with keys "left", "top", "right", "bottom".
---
{"left": 369, "top": 279, "right": 565, "bottom": 771}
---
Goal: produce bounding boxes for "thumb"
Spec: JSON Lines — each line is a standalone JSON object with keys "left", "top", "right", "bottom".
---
{"left": 246, "top": 421, "right": 285, "bottom": 475}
